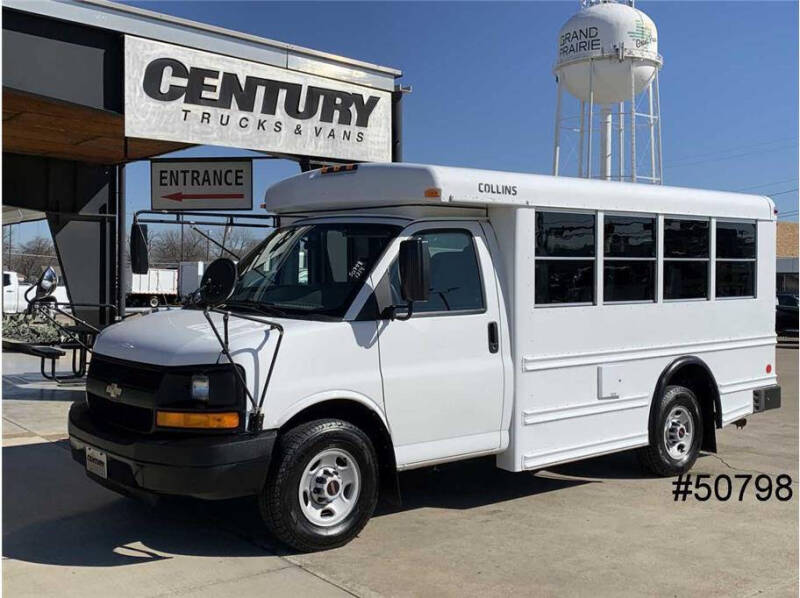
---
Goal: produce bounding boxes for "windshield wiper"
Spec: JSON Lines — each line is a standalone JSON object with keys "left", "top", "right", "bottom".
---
{"left": 224, "top": 300, "right": 288, "bottom": 318}
{"left": 256, "top": 303, "right": 289, "bottom": 317}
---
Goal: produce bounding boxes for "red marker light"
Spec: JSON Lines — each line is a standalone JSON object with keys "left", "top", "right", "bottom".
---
{"left": 766, "top": 364, "right": 772, "bottom": 374}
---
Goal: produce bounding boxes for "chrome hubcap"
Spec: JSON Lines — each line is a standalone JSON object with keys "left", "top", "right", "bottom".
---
{"left": 298, "top": 448, "right": 360, "bottom": 527}
{"left": 664, "top": 406, "right": 694, "bottom": 460}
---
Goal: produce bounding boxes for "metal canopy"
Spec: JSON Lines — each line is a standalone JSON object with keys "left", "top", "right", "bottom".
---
{"left": 4, "top": 0, "right": 401, "bottom": 91}
{"left": 3, "top": 89, "right": 190, "bottom": 164}
{"left": 3, "top": 0, "right": 403, "bottom": 166}
{"left": 2, "top": 206, "right": 46, "bottom": 226}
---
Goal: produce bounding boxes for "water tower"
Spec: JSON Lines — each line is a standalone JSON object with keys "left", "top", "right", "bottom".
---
{"left": 552, "top": 0, "right": 663, "bottom": 184}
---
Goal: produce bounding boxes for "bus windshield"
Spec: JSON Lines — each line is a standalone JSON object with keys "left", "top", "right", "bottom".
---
{"left": 227, "top": 222, "right": 400, "bottom": 319}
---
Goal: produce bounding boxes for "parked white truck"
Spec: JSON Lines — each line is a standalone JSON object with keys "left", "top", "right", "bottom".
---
{"left": 3, "top": 270, "right": 68, "bottom": 313}
{"left": 68, "top": 164, "right": 781, "bottom": 551}
{"left": 126, "top": 268, "right": 178, "bottom": 308}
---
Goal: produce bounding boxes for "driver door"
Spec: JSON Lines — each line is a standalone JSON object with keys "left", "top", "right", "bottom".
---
{"left": 374, "top": 222, "right": 505, "bottom": 467}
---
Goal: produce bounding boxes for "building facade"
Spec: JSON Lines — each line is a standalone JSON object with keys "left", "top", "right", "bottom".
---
{"left": 776, "top": 221, "right": 798, "bottom": 294}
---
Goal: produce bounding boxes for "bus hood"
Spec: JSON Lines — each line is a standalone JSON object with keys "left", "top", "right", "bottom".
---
{"left": 92, "top": 308, "right": 279, "bottom": 367}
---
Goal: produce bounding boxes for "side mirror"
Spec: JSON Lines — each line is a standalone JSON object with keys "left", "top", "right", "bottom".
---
{"left": 399, "top": 238, "right": 431, "bottom": 303}
{"left": 26, "top": 266, "right": 59, "bottom": 310}
{"left": 34, "top": 266, "right": 59, "bottom": 300}
{"left": 200, "top": 258, "right": 238, "bottom": 307}
{"left": 130, "top": 222, "right": 149, "bottom": 275}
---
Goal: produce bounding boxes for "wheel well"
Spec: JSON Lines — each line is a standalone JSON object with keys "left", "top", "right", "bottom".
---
{"left": 280, "top": 400, "right": 401, "bottom": 505}
{"left": 654, "top": 358, "right": 721, "bottom": 453}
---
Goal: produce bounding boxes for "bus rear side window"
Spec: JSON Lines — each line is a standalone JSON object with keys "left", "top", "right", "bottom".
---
{"left": 716, "top": 221, "right": 756, "bottom": 298}
{"left": 664, "top": 219, "right": 709, "bottom": 300}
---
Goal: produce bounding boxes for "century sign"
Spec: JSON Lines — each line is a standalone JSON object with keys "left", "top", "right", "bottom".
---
{"left": 151, "top": 159, "right": 253, "bottom": 211}
{"left": 125, "top": 36, "right": 392, "bottom": 162}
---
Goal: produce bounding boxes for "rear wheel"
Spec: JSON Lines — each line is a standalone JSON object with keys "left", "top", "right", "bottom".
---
{"left": 259, "top": 419, "right": 379, "bottom": 552}
{"left": 638, "top": 385, "right": 703, "bottom": 477}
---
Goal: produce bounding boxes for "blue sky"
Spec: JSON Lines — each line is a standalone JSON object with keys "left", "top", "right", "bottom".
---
{"left": 16, "top": 1, "right": 799, "bottom": 242}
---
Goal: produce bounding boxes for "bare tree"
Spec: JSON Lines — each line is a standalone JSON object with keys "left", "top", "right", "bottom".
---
{"left": 147, "top": 225, "right": 265, "bottom": 266}
{"left": 212, "top": 226, "right": 263, "bottom": 260}
{"left": 150, "top": 228, "right": 208, "bottom": 266}
{"left": 3, "top": 236, "right": 58, "bottom": 282}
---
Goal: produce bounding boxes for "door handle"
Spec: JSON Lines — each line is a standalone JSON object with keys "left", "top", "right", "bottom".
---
{"left": 488, "top": 321, "right": 499, "bottom": 354}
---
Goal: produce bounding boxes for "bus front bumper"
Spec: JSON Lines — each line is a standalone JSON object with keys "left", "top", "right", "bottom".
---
{"left": 68, "top": 401, "right": 276, "bottom": 500}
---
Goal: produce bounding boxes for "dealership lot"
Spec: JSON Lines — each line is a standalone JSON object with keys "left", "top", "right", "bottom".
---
{"left": 3, "top": 346, "right": 797, "bottom": 598}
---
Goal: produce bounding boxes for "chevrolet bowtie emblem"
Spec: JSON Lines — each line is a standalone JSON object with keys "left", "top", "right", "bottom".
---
{"left": 106, "top": 383, "right": 122, "bottom": 399}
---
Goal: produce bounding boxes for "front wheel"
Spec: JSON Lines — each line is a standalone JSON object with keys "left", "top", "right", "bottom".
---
{"left": 259, "top": 419, "right": 379, "bottom": 552}
{"left": 638, "top": 385, "right": 703, "bottom": 477}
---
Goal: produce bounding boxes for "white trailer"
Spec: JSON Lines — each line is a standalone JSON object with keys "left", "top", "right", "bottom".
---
{"left": 127, "top": 268, "right": 178, "bottom": 308}
{"left": 178, "top": 261, "right": 207, "bottom": 298}
{"left": 70, "top": 163, "right": 780, "bottom": 552}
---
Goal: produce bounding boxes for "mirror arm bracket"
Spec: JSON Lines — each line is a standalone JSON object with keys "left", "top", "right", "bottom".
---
{"left": 203, "top": 308, "right": 258, "bottom": 413}
{"left": 202, "top": 307, "right": 286, "bottom": 433}
{"left": 386, "top": 301, "right": 414, "bottom": 321}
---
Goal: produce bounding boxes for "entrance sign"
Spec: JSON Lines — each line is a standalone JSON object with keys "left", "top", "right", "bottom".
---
{"left": 151, "top": 159, "right": 253, "bottom": 211}
{"left": 125, "top": 36, "right": 392, "bottom": 162}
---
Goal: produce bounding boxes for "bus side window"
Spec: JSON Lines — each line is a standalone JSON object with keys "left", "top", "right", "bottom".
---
{"left": 534, "top": 211, "right": 595, "bottom": 305}
{"left": 604, "top": 215, "right": 656, "bottom": 303}
{"left": 663, "top": 219, "right": 710, "bottom": 300}
{"left": 716, "top": 221, "right": 756, "bottom": 298}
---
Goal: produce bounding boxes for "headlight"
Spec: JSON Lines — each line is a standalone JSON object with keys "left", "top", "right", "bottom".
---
{"left": 191, "top": 375, "right": 210, "bottom": 402}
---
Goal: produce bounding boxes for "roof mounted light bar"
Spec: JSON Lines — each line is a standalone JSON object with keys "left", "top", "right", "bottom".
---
{"left": 319, "top": 164, "right": 359, "bottom": 175}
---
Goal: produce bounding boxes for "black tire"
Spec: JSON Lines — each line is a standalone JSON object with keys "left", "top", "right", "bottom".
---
{"left": 638, "top": 385, "right": 703, "bottom": 477}
{"left": 259, "top": 419, "right": 379, "bottom": 552}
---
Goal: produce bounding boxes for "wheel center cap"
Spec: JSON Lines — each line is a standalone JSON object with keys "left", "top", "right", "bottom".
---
{"left": 326, "top": 480, "right": 340, "bottom": 496}
{"left": 678, "top": 428, "right": 685, "bottom": 439}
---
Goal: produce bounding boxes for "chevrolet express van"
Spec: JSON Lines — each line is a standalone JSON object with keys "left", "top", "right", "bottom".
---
{"left": 68, "top": 163, "right": 781, "bottom": 551}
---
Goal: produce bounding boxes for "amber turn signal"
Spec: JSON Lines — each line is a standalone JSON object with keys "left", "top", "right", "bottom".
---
{"left": 156, "top": 411, "right": 239, "bottom": 429}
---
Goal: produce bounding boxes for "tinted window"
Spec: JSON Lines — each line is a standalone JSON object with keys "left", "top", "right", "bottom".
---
{"left": 714, "top": 221, "right": 756, "bottom": 298}
{"left": 716, "top": 262, "right": 754, "bottom": 298}
{"left": 535, "top": 260, "right": 594, "bottom": 304}
{"left": 2, "top": 274, "right": 9, "bottom": 287}
{"left": 390, "top": 230, "right": 484, "bottom": 313}
{"left": 535, "top": 212, "right": 596, "bottom": 305}
{"left": 717, "top": 222, "right": 756, "bottom": 259}
{"left": 603, "top": 215, "right": 656, "bottom": 303}
{"left": 664, "top": 262, "right": 709, "bottom": 300}
{"left": 664, "top": 219, "right": 709, "bottom": 258}
{"left": 536, "top": 212, "right": 595, "bottom": 257}
{"left": 604, "top": 261, "right": 655, "bottom": 302}
{"left": 604, "top": 215, "right": 655, "bottom": 258}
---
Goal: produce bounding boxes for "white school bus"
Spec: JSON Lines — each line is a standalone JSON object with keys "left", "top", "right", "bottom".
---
{"left": 68, "top": 163, "right": 781, "bottom": 551}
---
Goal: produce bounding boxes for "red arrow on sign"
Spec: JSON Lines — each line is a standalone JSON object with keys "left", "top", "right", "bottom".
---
{"left": 162, "top": 192, "right": 245, "bottom": 201}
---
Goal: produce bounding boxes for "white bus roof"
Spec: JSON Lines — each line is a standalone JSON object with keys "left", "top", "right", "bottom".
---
{"left": 265, "top": 163, "right": 776, "bottom": 221}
